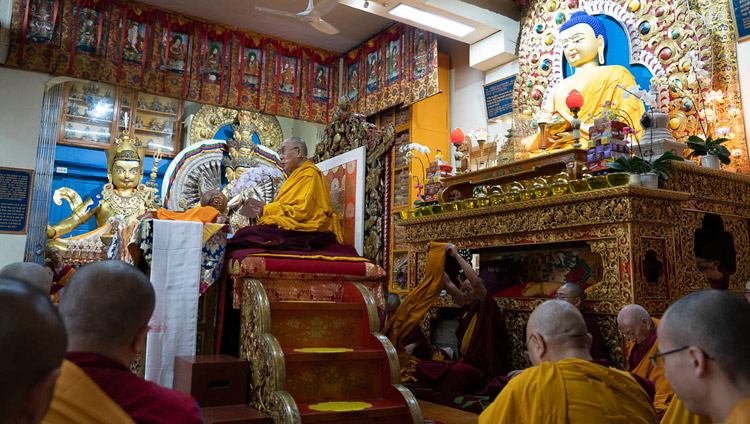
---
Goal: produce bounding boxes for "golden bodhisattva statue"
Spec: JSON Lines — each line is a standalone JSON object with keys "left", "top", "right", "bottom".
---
{"left": 526, "top": 11, "right": 646, "bottom": 151}
{"left": 47, "top": 132, "right": 159, "bottom": 246}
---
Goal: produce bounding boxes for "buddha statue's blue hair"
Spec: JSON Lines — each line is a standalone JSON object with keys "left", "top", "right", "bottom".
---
{"left": 559, "top": 11, "right": 608, "bottom": 46}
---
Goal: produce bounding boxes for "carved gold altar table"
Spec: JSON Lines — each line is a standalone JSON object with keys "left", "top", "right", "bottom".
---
{"left": 399, "top": 161, "right": 750, "bottom": 369}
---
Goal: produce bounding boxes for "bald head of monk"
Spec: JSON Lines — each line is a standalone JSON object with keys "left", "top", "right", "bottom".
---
{"left": 59, "top": 260, "right": 155, "bottom": 368}
{"left": 658, "top": 290, "right": 750, "bottom": 422}
{"left": 385, "top": 293, "right": 401, "bottom": 315}
{"left": 0, "top": 262, "right": 53, "bottom": 294}
{"left": 0, "top": 278, "right": 66, "bottom": 424}
{"left": 526, "top": 300, "right": 592, "bottom": 366}
{"left": 555, "top": 283, "right": 586, "bottom": 309}
{"left": 617, "top": 304, "right": 654, "bottom": 344}
{"left": 279, "top": 137, "right": 308, "bottom": 174}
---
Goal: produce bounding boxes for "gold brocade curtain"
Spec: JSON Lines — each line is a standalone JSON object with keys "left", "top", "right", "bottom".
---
{"left": 343, "top": 23, "right": 439, "bottom": 117}
{"left": 6, "top": 0, "right": 340, "bottom": 124}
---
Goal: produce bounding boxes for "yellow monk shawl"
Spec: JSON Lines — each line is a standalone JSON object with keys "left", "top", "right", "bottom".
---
{"left": 627, "top": 318, "right": 674, "bottom": 415}
{"left": 479, "top": 358, "right": 658, "bottom": 424}
{"left": 725, "top": 398, "right": 750, "bottom": 424}
{"left": 661, "top": 398, "right": 713, "bottom": 424}
{"left": 155, "top": 206, "right": 220, "bottom": 223}
{"left": 383, "top": 242, "right": 447, "bottom": 350}
{"left": 42, "top": 360, "right": 135, "bottom": 424}
{"left": 258, "top": 160, "right": 343, "bottom": 243}
{"left": 551, "top": 65, "right": 646, "bottom": 137}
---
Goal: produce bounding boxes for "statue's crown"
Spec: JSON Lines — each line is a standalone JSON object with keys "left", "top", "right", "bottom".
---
{"left": 106, "top": 130, "right": 145, "bottom": 170}
{"left": 227, "top": 112, "right": 258, "bottom": 152}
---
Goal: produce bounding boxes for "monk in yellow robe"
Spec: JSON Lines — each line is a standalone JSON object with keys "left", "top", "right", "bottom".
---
{"left": 0, "top": 278, "right": 66, "bottom": 424}
{"left": 43, "top": 360, "right": 135, "bottom": 424}
{"left": 225, "top": 137, "right": 360, "bottom": 262}
{"left": 525, "top": 11, "right": 646, "bottom": 151}
{"left": 256, "top": 137, "right": 342, "bottom": 242}
{"left": 657, "top": 290, "right": 750, "bottom": 424}
{"left": 479, "top": 300, "right": 657, "bottom": 423}
{"left": 618, "top": 304, "right": 674, "bottom": 415}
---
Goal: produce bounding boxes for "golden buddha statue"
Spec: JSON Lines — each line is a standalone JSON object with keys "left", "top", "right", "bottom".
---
{"left": 47, "top": 132, "right": 159, "bottom": 245}
{"left": 526, "top": 11, "right": 646, "bottom": 151}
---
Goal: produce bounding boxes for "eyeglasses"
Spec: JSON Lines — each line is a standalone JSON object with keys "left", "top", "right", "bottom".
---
{"left": 649, "top": 346, "right": 716, "bottom": 367}
{"left": 278, "top": 146, "right": 300, "bottom": 155}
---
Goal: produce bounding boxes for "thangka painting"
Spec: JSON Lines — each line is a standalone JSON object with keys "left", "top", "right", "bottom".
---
{"left": 366, "top": 51, "right": 379, "bottom": 94}
{"left": 385, "top": 39, "right": 400, "bottom": 84}
{"left": 412, "top": 28, "right": 428, "bottom": 81}
{"left": 278, "top": 56, "right": 298, "bottom": 95}
{"left": 75, "top": 7, "right": 101, "bottom": 54}
{"left": 312, "top": 64, "right": 329, "bottom": 101}
{"left": 26, "top": 0, "right": 56, "bottom": 42}
{"left": 123, "top": 21, "right": 147, "bottom": 63}
{"left": 317, "top": 146, "right": 366, "bottom": 255}
{"left": 242, "top": 48, "right": 262, "bottom": 87}
{"left": 347, "top": 62, "right": 359, "bottom": 102}
{"left": 204, "top": 41, "right": 224, "bottom": 83}
{"left": 163, "top": 32, "right": 189, "bottom": 73}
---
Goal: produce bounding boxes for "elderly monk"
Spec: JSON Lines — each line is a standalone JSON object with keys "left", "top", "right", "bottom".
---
{"left": 618, "top": 304, "right": 674, "bottom": 415}
{"left": 0, "top": 278, "right": 67, "bottom": 424}
{"left": 254, "top": 137, "right": 342, "bottom": 241}
{"left": 45, "top": 246, "right": 75, "bottom": 303}
{"left": 657, "top": 290, "right": 750, "bottom": 423}
{"left": 0, "top": 262, "right": 54, "bottom": 295}
{"left": 388, "top": 243, "right": 508, "bottom": 394}
{"left": 226, "top": 137, "right": 355, "bottom": 261}
{"left": 480, "top": 300, "right": 657, "bottom": 423}
{"left": 555, "top": 282, "right": 607, "bottom": 362}
{"left": 46, "top": 261, "right": 202, "bottom": 424}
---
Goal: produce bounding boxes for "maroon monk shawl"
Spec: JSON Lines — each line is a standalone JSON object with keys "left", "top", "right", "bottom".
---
{"left": 583, "top": 313, "right": 608, "bottom": 364}
{"left": 627, "top": 319, "right": 657, "bottom": 371}
{"left": 66, "top": 352, "right": 202, "bottom": 424}
{"left": 225, "top": 224, "right": 362, "bottom": 261}
{"left": 415, "top": 291, "right": 509, "bottom": 395}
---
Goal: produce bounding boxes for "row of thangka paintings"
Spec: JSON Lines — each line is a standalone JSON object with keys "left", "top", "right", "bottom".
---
{"left": 10, "top": 0, "right": 342, "bottom": 124}
{"left": 344, "top": 25, "right": 439, "bottom": 116}
{"left": 12, "top": 0, "right": 440, "bottom": 122}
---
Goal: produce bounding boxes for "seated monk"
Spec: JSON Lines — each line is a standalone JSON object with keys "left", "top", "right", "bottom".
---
{"left": 555, "top": 282, "right": 608, "bottom": 362}
{"left": 226, "top": 137, "right": 358, "bottom": 260}
{"left": 0, "top": 278, "right": 66, "bottom": 424}
{"left": 618, "top": 304, "right": 674, "bottom": 416}
{"left": 45, "top": 261, "right": 202, "bottom": 424}
{"left": 657, "top": 290, "right": 750, "bottom": 424}
{"left": 385, "top": 243, "right": 508, "bottom": 395}
{"left": 45, "top": 246, "right": 75, "bottom": 303}
{"left": 479, "top": 300, "right": 658, "bottom": 423}
{"left": 524, "top": 11, "right": 645, "bottom": 151}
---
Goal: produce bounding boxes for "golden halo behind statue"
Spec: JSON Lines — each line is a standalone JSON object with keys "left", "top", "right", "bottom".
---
{"left": 189, "top": 105, "right": 283, "bottom": 151}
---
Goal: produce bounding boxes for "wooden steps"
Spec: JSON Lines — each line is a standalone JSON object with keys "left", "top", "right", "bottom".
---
{"left": 240, "top": 279, "right": 422, "bottom": 423}
{"left": 297, "top": 398, "right": 410, "bottom": 424}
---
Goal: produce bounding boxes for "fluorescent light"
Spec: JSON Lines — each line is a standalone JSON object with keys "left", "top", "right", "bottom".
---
{"left": 389, "top": 4, "right": 475, "bottom": 37}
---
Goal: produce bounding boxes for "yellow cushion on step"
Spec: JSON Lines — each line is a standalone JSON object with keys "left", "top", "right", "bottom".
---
{"left": 293, "top": 348, "right": 354, "bottom": 353}
{"left": 308, "top": 401, "right": 373, "bottom": 412}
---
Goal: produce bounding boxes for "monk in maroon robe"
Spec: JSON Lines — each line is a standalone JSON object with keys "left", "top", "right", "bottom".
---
{"left": 414, "top": 244, "right": 509, "bottom": 395}
{"left": 56, "top": 260, "right": 203, "bottom": 424}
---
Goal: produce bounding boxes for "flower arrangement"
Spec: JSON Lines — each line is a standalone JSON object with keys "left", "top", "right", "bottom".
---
{"left": 231, "top": 166, "right": 283, "bottom": 197}
{"left": 470, "top": 127, "right": 488, "bottom": 142}
{"left": 399, "top": 142, "right": 431, "bottom": 203}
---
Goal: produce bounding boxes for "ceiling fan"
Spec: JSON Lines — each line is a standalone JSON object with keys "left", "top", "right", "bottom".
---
{"left": 255, "top": 0, "right": 341, "bottom": 35}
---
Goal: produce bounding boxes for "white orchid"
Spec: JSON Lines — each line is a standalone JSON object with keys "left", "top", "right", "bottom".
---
{"left": 471, "top": 127, "right": 488, "bottom": 142}
{"left": 533, "top": 109, "right": 553, "bottom": 125}
{"left": 231, "top": 166, "right": 283, "bottom": 197}
{"left": 405, "top": 142, "right": 430, "bottom": 155}
{"left": 704, "top": 90, "right": 724, "bottom": 104}
{"left": 715, "top": 126, "right": 732, "bottom": 136}
{"left": 728, "top": 107, "right": 742, "bottom": 117}
{"left": 620, "top": 85, "right": 657, "bottom": 109}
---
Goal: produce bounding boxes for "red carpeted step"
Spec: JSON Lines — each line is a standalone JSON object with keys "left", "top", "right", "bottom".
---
{"left": 297, "top": 398, "right": 411, "bottom": 424}
{"left": 283, "top": 348, "right": 386, "bottom": 403}
{"left": 270, "top": 301, "right": 366, "bottom": 349}
{"left": 201, "top": 404, "right": 273, "bottom": 424}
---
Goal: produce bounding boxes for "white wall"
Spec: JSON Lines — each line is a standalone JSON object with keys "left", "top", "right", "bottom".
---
{"left": 277, "top": 116, "right": 325, "bottom": 156}
{"left": 0, "top": 67, "right": 49, "bottom": 267}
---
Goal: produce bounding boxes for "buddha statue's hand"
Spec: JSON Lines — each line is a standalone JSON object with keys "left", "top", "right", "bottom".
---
{"left": 546, "top": 112, "right": 571, "bottom": 135}
{"left": 46, "top": 225, "right": 56, "bottom": 239}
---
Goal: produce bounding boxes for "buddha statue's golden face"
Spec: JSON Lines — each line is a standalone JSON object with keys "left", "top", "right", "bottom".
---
{"left": 225, "top": 166, "right": 236, "bottom": 182}
{"left": 559, "top": 23, "right": 604, "bottom": 68}
{"left": 111, "top": 159, "right": 142, "bottom": 190}
{"left": 238, "top": 146, "right": 255, "bottom": 160}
